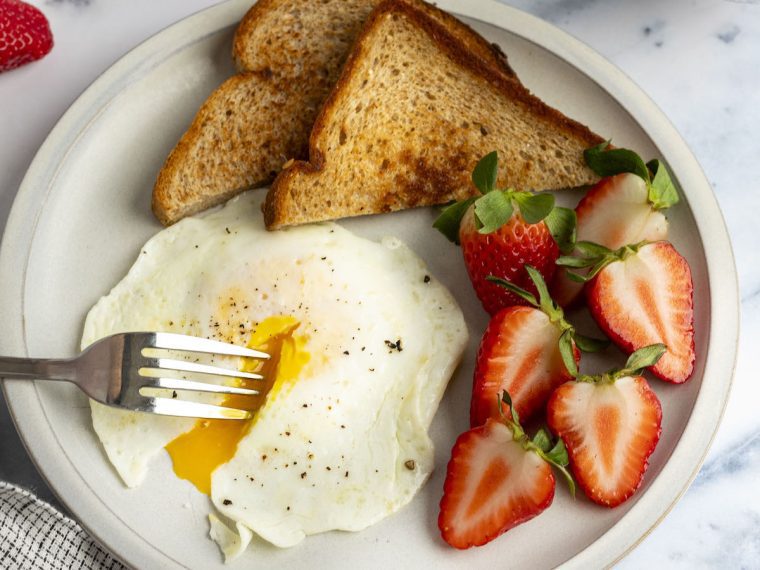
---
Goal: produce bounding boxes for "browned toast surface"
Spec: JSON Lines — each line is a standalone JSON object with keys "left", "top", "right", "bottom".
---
{"left": 152, "top": 0, "right": 516, "bottom": 225}
{"left": 264, "top": 0, "right": 603, "bottom": 229}
{"left": 233, "top": 0, "right": 514, "bottom": 80}
{"left": 152, "top": 73, "right": 321, "bottom": 225}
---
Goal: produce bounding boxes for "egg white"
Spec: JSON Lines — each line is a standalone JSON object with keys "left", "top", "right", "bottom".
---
{"left": 81, "top": 191, "right": 467, "bottom": 555}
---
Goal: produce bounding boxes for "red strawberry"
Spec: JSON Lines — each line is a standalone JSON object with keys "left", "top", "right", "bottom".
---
{"left": 552, "top": 173, "right": 669, "bottom": 307}
{"left": 547, "top": 345, "right": 665, "bottom": 507}
{"left": 434, "top": 152, "right": 575, "bottom": 316}
{"left": 472, "top": 307, "right": 575, "bottom": 426}
{"left": 0, "top": 0, "right": 53, "bottom": 72}
{"left": 460, "top": 205, "right": 558, "bottom": 314}
{"left": 439, "top": 393, "right": 574, "bottom": 549}
{"left": 469, "top": 265, "right": 606, "bottom": 426}
{"left": 575, "top": 241, "right": 695, "bottom": 383}
{"left": 439, "top": 419, "right": 554, "bottom": 548}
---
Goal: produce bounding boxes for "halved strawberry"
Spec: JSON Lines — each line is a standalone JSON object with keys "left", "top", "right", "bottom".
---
{"left": 552, "top": 174, "right": 669, "bottom": 307}
{"left": 470, "top": 266, "right": 606, "bottom": 426}
{"left": 551, "top": 143, "right": 678, "bottom": 308}
{"left": 439, "top": 393, "right": 574, "bottom": 549}
{"left": 435, "top": 151, "right": 576, "bottom": 315}
{"left": 576, "top": 173, "right": 669, "bottom": 248}
{"left": 547, "top": 345, "right": 664, "bottom": 507}
{"left": 559, "top": 240, "right": 695, "bottom": 383}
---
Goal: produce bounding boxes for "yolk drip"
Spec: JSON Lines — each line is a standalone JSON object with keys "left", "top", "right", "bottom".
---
{"left": 165, "top": 315, "right": 309, "bottom": 494}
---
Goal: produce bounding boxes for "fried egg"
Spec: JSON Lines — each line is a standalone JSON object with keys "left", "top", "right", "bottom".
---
{"left": 81, "top": 191, "right": 467, "bottom": 558}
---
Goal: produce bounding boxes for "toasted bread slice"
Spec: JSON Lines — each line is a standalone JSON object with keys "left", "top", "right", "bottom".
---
{"left": 153, "top": 0, "right": 515, "bottom": 226}
{"left": 152, "top": 73, "right": 321, "bottom": 225}
{"left": 264, "top": 1, "right": 604, "bottom": 229}
{"left": 233, "top": 0, "right": 514, "bottom": 80}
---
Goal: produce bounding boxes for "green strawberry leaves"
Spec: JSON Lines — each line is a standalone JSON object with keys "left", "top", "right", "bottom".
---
{"left": 432, "top": 197, "right": 476, "bottom": 244}
{"left": 584, "top": 142, "right": 650, "bottom": 181}
{"left": 544, "top": 207, "right": 577, "bottom": 255}
{"left": 486, "top": 265, "right": 609, "bottom": 377}
{"left": 647, "top": 159, "right": 679, "bottom": 209}
{"left": 620, "top": 344, "right": 668, "bottom": 376}
{"left": 499, "top": 390, "right": 576, "bottom": 497}
{"left": 559, "top": 329, "right": 578, "bottom": 377}
{"left": 472, "top": 150, "right": 499, "bottom": 194}
{"left": 557, "top": 241, "right": 644, "bottom": 283}
{"left": 474, "top": 190, "right": 513, "bottom": 234}
{"left": 584, "top": 142, "right": 679, "bottom": 210}
{"left": 513, "top": 192, "right": 555, "bottom": 224}
{"left": 433, "top": 151, "right": 573, "bottom": 249}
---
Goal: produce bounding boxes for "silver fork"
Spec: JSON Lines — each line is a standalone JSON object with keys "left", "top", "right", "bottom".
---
{"left": 0, "top": 332, "right": 269, "bottom": 420}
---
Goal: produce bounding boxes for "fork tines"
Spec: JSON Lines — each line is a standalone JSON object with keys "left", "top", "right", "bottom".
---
{"left": 149, "top": 332, "right": 269, "bottom": 359}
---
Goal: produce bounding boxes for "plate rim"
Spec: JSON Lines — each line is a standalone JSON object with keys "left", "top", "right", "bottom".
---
{"left": 0, "top": 0, "right": 739, "bottom": 568}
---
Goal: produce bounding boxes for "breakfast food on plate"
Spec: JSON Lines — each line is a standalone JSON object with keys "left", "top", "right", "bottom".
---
{"left": 233, "top": 0, "right": 515, "bottom": 79}
{"left": 264, "top": 0, "right": 604, "bottom": 229}
{"left": 470, "top": 266, "right": 606, "bottom": 427}
{"left": 434, "top": 151, "right": 577, "bottom": 315}
{"left": 82, "top": 192, "right": 467, "bottom": 557}
{"left": 152, "top": 0, "right": 516, "bottom": 226}
{"left": 550, "top": 143, "right": 678, "bottom": 307}
{"left": 435, "top": 145, "right": 695, "bottom": 549}
{"left": 559, "top": 239, "right": 696, "bottom": 383}
{"left": 150, "top": 74, "right": 320, "bottom": 226}
{"left": 547, "top": 345, "right": 666, "bottom": 507}
{"left": 439, "top": 392, "right": 574, "bottom": 549}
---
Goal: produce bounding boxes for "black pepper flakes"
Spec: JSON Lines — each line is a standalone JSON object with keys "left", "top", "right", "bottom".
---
{"left": 222, "top": 499, "right": 232, "bottom": 506}
{"left": 404, "top": 460, "right": 416, "bottom": 470}
{"left": 423, "top": 275, "right": 431, "bottom": 283}
{"left": 301, "top": 472, "right": 307, "bottom": 479}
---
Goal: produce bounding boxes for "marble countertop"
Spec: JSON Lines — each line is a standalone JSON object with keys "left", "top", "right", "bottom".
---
{"left": 0, "top": 0, "right": 757, "bottom": 567}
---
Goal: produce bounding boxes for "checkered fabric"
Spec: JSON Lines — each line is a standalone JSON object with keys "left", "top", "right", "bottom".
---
{"left": 0, "top": 482, "right": 125, "bottom": 570}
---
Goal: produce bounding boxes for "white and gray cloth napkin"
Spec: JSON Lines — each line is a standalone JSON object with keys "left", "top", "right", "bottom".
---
{"left": 0, "top": 482, "right": 125, "bottom": 570}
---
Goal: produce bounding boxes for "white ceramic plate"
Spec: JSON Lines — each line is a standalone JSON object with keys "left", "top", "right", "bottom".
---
{"left": 0, "top": 0, "right": 738, "bottom": 568}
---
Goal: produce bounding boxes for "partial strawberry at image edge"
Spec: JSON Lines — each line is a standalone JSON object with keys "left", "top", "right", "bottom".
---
{"left": 0, "top": 0, "right": 54, "bottom": 73}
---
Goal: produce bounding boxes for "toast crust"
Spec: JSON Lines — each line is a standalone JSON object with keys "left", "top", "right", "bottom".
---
{"left": 264, "top": 0, "right": 603, "bottom": 229}
{"left": 153, "top": 0, "right": 519, "bottom": 226}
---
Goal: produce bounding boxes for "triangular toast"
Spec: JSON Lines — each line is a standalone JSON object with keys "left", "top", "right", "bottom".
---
{"left": 152, "top": 0, "right": 515, "bottom": 225}
{"left": 264, "top": 0, "right": 604, "bottom": 229}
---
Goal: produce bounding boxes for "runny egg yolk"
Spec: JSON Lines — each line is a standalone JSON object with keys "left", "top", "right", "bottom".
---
{"left": 165, "top": 316, "right": 309, "bottom": 494}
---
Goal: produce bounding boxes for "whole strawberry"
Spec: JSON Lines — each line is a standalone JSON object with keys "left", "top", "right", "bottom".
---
{"left": 0, "top": 0, "right": 53, "bottom": 73}
{"left": 435, "top": 151, "right": 576, "bottom": 315}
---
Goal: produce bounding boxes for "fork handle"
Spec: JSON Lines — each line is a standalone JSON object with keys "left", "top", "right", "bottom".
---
{"left": 0, "top": 356, "right": 76, "bottom": 382}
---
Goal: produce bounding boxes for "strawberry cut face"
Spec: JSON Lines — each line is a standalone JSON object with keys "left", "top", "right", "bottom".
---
{"left": 547, "top": 375, "right": 662, "bottom": 507}
{"left": 551, "top": 173, "right": 669, "bottom": 308}
{"left": 438, "top": 419, "right": 555, "bottom": 549}
{"left": 471, "top": 306, "right": 577, "bottom": 426}
{"left": 587, "top": 241, "right": 695, "bottom": 383}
